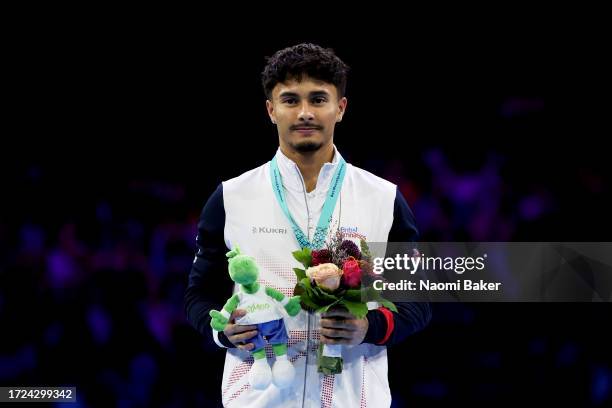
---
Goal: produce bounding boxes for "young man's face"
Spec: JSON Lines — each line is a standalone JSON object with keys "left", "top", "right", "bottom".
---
{"left": 266, "top": 76, "right": 347, "bottom": 154}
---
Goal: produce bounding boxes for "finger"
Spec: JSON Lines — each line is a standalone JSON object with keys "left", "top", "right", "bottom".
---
{"left": 229, "top": 330, "right": 258, "bottom": 343}
{"left": 232, "top": 324, "right": 258, "bottom": 333}
{"left": 320, "top": 328, "right": 353, "bottom": 339}
{"left": 320, "top": 318, "right": 356, "bottom": 331}
{"left": 237, "top": 343, "right": 255, "bottom": 351}
{"left": 225, "top": 323, "right": 257, "bottom": 336}
{"left": 320, "top": 335, "right": 350, "bottom": 345}
{"left": 321, "top": 309, "right": 354, "bottom": 319}
{"left": 230, "top": 309, "right": 247, "bottom": 322}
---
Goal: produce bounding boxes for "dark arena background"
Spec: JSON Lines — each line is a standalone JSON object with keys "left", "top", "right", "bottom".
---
{"left": 2, "top": 19, "right": 610, "bottom": 407}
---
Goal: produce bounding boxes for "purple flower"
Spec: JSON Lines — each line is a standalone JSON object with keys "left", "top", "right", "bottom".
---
{"left": 339, "top": 240, "right": 361, "bottom": 260}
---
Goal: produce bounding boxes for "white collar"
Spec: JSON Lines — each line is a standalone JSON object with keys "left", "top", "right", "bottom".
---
{"left": 273, "top": 145, "right": 343, "bottom": 195}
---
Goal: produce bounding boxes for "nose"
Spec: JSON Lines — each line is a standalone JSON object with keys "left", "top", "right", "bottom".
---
{"left": 297, "top": 102, "right": 315, "bottom": 122}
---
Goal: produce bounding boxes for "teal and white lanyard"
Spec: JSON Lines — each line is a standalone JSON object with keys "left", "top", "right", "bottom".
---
{"left": 270, "top": 155, "right": 346, "bottom": 250}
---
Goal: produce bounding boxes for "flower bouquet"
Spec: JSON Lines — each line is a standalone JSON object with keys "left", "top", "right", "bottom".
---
{"left": 291, "top": 231, "right": 397, "bottom": 374}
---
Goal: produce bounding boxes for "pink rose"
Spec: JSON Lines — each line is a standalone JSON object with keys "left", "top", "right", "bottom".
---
{"left": 342, "top": 256, "right": 362, "bottom": 288}
{"left": 306, "top": 263, "right": 343, "bottom": 292}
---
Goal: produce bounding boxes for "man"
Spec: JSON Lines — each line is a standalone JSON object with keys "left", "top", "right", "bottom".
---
{"left": 185, "top": 43, "right": 431, "bottom": 408}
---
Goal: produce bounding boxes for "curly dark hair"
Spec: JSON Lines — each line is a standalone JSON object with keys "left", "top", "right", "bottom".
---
{"left": 261, "top": 43, "right": 349, "bottom": 99}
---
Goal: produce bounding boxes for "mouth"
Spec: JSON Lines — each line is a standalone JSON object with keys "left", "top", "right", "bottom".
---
{"left": 292, "top": 127, "right": 321, "bottom": 135}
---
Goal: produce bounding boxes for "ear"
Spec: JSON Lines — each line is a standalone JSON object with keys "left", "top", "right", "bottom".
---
{"left": 266, "top": 99, "right": 276, "bottom": 124}
{"left": 336, "top": 97, "right": 348, "bottom": 122}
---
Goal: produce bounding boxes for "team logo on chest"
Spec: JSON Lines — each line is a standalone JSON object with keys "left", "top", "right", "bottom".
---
{"left": 340, "top": 226, "right": 366, "bottom": 240}
{"left": 251, "top": 226, "right": 288, "bottom": 235}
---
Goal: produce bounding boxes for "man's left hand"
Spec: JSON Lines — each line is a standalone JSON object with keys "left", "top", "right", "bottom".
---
{"left": 320, "top": 308, "right": 368, "bottom": 345}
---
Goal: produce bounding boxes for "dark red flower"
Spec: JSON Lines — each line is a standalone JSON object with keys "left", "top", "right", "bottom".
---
{"left": 311, "top": 249, "right": 332, "bottom": 266}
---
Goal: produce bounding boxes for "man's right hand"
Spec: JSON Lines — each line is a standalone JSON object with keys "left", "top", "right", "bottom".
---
{"left": 222, "top": 309, "right": 258, "bottom": 351}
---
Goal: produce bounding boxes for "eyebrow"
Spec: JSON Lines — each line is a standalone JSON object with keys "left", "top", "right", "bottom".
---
{"left": 278, "top": 90, "right": 331, "bottom": 99}
{"left": 309, "top": 91, "right": 330, "bottom": 98}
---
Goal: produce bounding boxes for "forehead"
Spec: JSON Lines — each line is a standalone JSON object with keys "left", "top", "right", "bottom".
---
{"left": 272, "top": 77, "right": 338, "bottom": 98}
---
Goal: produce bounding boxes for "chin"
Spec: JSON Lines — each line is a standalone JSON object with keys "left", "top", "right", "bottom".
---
{"left": 292, "top": 141, "right": 323, "bottom": 153}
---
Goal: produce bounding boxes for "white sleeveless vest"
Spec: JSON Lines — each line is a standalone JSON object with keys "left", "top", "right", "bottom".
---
{"left": 217, "top": 147, "right": 396, "bottom": 408}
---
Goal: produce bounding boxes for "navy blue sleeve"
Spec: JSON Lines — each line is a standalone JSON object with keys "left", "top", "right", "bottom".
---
{"left": 387, "top": 187, "right": 419, "bottom": 242}
{"left": 184, "top": 183, "right": 235, "bottom": 348}
{"left": 363, "top": 187, "right": 432, "bottom": 346}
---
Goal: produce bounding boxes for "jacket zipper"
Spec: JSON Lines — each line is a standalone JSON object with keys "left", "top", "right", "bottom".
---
{"left": 291, "top": 160, "right": 344, "bottom": 406}
{"left": 295, "top": 164, "right": 311, "bottom": 408}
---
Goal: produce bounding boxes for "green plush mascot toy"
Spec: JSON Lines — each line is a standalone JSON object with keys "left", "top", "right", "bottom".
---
{"left": 210, "top": 246, "right": 302, "bottom": 390}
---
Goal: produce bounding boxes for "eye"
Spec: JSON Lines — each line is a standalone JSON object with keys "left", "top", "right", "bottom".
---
{"left": 312, "top": 97, "right": 327, "bottom": 104}
{"left": 283, "top": 98, "right": 298, "bottom": 105}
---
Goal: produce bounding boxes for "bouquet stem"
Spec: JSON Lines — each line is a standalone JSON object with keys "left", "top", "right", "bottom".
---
{"left": 317, "top": 343, "right": 343, "bottom": 374}
{"left": 322, "top": 344, "right": 342, "bottom": 358}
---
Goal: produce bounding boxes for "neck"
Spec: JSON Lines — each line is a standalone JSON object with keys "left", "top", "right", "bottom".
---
{"left": 242, "top": 282, "right": 260, "bottom": 294}
{"left": 280, "top": 142, "right": 335, "bottom": 193}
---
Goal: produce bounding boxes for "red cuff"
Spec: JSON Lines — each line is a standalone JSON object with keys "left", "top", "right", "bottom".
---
{"left": 377, "top": 307, "right": 394, "bottom": 345}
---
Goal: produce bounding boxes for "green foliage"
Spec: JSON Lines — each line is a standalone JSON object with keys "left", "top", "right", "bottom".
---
{"left": 339, "top": 299, "right": 368, "bottom": 319}
{"left": 294, "top": 279, "right": 397, "bottom": 318}
{"left": 318, "top": 355, "right": 343, "bottom": 375}
{"left": 359, "top": 239, "right": 372, "bottom": 262}
{"left": 317, "top": 343, "right": 343, "bottom": 375}
{"left": 293, "top": 268, "right": 307, "bottom": 281}
{"left": 292, "top": 248, "right": 312, "bottom": 269}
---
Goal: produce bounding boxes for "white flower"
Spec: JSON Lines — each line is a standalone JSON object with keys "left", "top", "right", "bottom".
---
{"left": 306, "top": 263, "right": 343, "bottom": 292}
